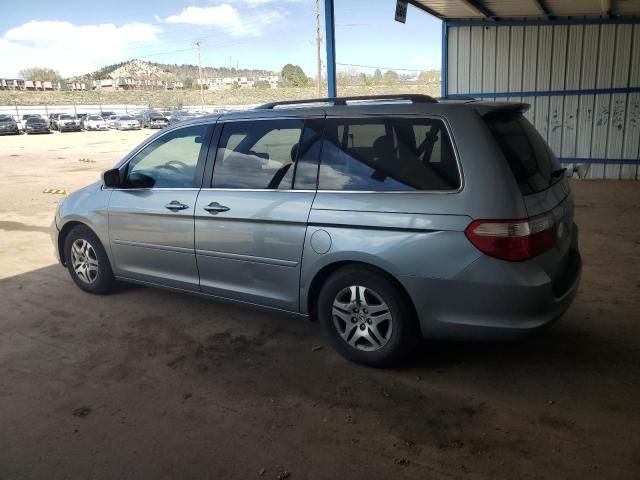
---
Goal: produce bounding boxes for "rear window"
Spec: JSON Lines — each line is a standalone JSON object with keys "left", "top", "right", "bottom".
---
{"left": 318, "top": 117, "right": 460, "bottom": 191}
{"left": 485, "top": 114, "right": 562, "bottom": 195}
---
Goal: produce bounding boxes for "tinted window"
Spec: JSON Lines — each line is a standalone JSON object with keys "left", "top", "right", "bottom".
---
{"left": 485, "top": 114, "right": 562, "bottom": 195}
{"left": 318, "top": 117, "right": 460, "bottom": 191}
{"left": 27, "top": 117, "right": 45, "bottom": 124}
{"left": 212, "top": 119, "right": 304, "bottom": 189}
{"left": 125, "top": 125, "right": 207, "bottom": 188}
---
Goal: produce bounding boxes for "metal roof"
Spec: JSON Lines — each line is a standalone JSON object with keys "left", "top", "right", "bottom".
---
{"left": 410, "top": 0, "right": 640, "bottom": 20}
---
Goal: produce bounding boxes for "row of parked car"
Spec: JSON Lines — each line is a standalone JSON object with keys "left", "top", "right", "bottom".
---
{"left": 0, "top": 109, "right": 208, "bottom": 135}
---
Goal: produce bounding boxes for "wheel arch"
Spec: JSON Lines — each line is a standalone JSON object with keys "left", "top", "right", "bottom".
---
{"left": 305, "top": 260, "right": 418, "bottom": 324}
{"left": 58, "top": 220, "right": 100, "bottom": 266}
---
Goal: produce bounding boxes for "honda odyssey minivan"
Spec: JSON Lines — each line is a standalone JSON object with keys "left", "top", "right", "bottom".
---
{"left": 51, "top": 94, "right": 581, "bottom": 366}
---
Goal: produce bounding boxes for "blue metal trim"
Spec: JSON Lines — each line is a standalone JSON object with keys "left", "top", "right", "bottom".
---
{"left": 441, "top": 21, "right": 448, "bottom": 97}
{"left": 324, "top": 0, "right": 337, "bottom": 98}
{"left": 447, "top": 17, "right": 640, "bottom": 27}
{"left": 559, "top": 158, "right": 640, "bottom": 165}
{"left": 446, "top": 86, "right": 640, "bottom": 98}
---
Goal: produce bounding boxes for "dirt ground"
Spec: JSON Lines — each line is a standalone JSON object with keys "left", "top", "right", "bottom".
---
{"left": 0, "top": 130, "right": 639, "bottom": 480}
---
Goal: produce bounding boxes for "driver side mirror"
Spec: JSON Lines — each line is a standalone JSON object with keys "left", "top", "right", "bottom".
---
{"left": 102, "top": 168, "right": 122, "bottom": 188}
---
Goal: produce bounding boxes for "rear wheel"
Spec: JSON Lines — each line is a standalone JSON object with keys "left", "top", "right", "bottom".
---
{"left": 318, "top": 266, "right": 419, "bottom": 367}
{"left": 64, "top": 225, "right": 117, "bottom": 294}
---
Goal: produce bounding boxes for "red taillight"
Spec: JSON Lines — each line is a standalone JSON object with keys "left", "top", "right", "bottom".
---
{"left": 464, "top": 213, "right": 557, "bottom": 261}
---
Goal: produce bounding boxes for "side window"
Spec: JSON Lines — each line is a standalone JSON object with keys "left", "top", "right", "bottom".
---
{"left": 212, "top": 119, "right": 304, "bottom": 189}
{"left": 318, "top": 117, "right": 460, "bottom": 191}
{"left": 293, "top": 119, "right": 323, "bottom": 190}
{"left": 125, "top": 125, "right": 207, "bottom": 188}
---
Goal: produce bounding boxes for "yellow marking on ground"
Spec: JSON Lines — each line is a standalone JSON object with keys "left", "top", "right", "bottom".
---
{"left": 42, "top": 188, "right": 69, "bottom": 195}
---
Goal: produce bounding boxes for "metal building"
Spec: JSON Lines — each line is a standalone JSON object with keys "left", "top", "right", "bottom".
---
{"left": 322, "top": 1, "right": 640, "bottom": 179}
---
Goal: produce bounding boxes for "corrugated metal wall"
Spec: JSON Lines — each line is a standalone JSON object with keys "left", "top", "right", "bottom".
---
{"left": 445, "top": 21, "right": 640, "bottom": 179}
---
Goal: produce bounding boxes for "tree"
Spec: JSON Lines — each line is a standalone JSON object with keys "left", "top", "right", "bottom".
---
{"left": 383, "top": 69, "right": 398, "bottom": 85}
{"left": 419, "top": 69, "right": 441, "bottom": 84}
{"left": 280, "top": 64, "right": 309, "bottom": 87}
{"left": 254, "top": 80, "right": 271, "bottom": 89}
{"left": 373, "top": 68, "right": 383, "bottom": 84}
{"left": 182, "top": 77, "right": 193, "bottom": 89}
{"left": 19, "top": 67, "right": 62, "bottom": 81}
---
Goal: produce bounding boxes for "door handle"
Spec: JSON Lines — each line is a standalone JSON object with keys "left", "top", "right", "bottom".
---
{"left": 165, "top": 200, "right": 189, "bottom": 212}
{"left": 203, "top": 202, "right": 230, "bottom": 213}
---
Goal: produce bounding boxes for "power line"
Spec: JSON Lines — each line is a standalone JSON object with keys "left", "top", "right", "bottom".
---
{"left": 336, "top": 62, "right": 431, "bottom": 72}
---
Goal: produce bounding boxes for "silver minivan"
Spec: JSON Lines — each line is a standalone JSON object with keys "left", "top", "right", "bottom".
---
{"left": 51, "top": 95, "right": 581, "bottom": 366}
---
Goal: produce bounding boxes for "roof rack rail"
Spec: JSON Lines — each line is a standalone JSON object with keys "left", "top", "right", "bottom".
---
{"left": 256, "top": 94, "right": 437, "bottom": 109}
{"left": 438, "top": 95, "right": 477, "bottom": 101}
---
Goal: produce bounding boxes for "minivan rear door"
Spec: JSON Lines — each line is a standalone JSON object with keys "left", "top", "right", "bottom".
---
{"left": 194, "top": 116, "right": 322, "bottom": 312}
{"left": 485, "top": 112, "right": 578, "bottom": 290}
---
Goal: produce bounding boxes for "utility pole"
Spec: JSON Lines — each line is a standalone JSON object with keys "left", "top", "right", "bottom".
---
{"left": 196, "top": 40, "right": 204, "bottom": 110}
{"left": 315, "top": 0, "right": 322, "bottom": 97}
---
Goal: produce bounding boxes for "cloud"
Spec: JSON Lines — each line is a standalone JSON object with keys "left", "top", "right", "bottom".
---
{"left": 165, "top": 3, "right": 285, "bottom": 36}
{"left": 0, "top": 20, "right": 161, "bottom": 77}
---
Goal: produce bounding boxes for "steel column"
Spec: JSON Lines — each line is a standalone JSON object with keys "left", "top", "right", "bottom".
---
{"left": 324, "top": 0, "right": 337, "bottom": 97}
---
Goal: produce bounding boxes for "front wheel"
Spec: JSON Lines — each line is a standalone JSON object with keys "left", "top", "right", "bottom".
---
{"left": 318, "top": 266, "right": 419, "bottom": 367}
{"left": 64, "top": 225, "right": 117, "bottom": 294}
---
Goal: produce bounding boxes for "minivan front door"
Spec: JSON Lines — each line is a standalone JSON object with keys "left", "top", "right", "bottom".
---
{"left": 108, "top": 124, "right": 211, "bottom": 291}
{"left": 195, "top": 118, "right": 321, "bottom": 311}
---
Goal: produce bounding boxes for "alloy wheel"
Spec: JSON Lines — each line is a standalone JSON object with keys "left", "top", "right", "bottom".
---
{"left": 332, "top": 285, "right": 393, "bottom": 351}
{"left": 70, "top": 238, "right": 99, "bottom": 284}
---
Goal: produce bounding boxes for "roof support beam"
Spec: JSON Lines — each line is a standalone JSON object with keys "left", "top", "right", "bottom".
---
{"left": 406, "top": 0, "right": 445, "bottom": 19}
{"left": 458, "top": 0, "right": 497, "bottom": 20}
{"left": 531, "top": 0, "right": 554, "bottom": 20}
{"left": 601, "top": 0, "right": 612, "bottom": 17}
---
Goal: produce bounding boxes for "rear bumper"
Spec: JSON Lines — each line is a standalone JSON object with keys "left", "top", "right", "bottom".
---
{"left": 400, "top": 248, "right": 582, "bottom": 341}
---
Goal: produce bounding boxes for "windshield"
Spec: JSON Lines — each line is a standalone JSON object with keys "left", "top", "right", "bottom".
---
{"left": 27, "top": 117, "right": 45, "bottom": 124}
{"left": 119, "top": 115, "right": 134, "bottom": 120}
{"left": 0, "top": 115, "right": 13, "bottom": 122}
{"left": 150, "top": 114, "right": 165, "bottom": 120}
{"left": 88, "top": 116, "right": 102, "bottom": 121}
{"left": 60, "top": 115, "right": 76, "bottom": 120}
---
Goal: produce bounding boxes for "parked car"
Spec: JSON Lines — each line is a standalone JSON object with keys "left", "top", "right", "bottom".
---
{"left": 83, "top": 115, "right": 109, "bottom": 131}
{"left": 51, "top": 94, "right": 581, "bottom": 366}
{"left": 168, "top": 110, "right": 198, "bottom": 124}
{"left": 0, "top": 114, "right": 20, "bottom": 135}
{"left": 141, "top": 110, "right": 169, "bottom": 129}
{"left": 106, "top": 115, "right": 119, "bottom": 129}
{"left": 114, "top": 115, "right": 141, "bottom": 130}
{"left": 24, "top": 116, "right": 51, "bottom": 134}
{"left": 48, "top": 113, "right": 62, "bottom": 129}
{"left": 56, "top": 114, "right": 81, "bottom": 132}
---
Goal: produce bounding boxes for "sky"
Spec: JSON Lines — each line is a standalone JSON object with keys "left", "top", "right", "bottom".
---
{"left": 0, "top": 0, "right": 442, "bottom": 79}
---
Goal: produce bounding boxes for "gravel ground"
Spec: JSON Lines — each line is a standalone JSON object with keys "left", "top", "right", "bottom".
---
{"left": 0, "top": 130, "right": 639, "bottom": 480}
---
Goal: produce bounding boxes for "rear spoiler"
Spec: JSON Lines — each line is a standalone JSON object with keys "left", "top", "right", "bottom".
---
{"left": 470, "top": 102, "right": 531, "bottom": 118}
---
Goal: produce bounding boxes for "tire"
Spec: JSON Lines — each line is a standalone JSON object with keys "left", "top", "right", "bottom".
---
{"left": 64, "top": 225, "right": 117, "bottom": 294}
{"left": 318, "top": 266, "right": 419, "bottom": 367}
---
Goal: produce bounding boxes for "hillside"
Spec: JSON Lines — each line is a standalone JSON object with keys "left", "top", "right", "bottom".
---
{"left": 0, "top": 83, "right": 441, "bottom": 108}
{"left": 77, "top": 59, "right": 276, "bottom": 82}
